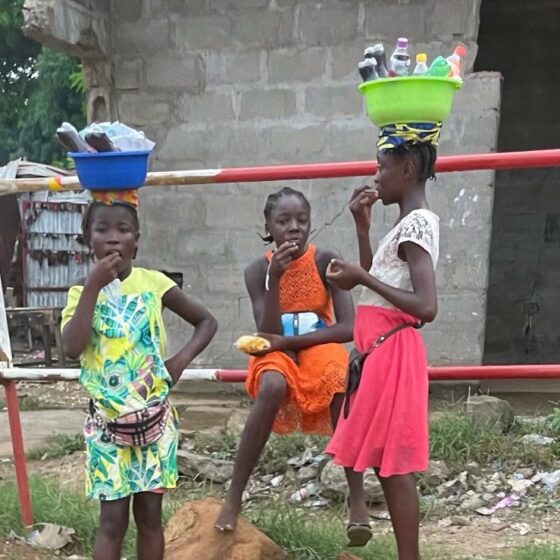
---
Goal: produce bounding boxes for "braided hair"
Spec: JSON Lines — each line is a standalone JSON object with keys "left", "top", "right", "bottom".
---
{"left": 260, "top": 187, "right": 311, "bottom": 244}
{"left": 389, "top": 142, "right": 437, "bottom": 181}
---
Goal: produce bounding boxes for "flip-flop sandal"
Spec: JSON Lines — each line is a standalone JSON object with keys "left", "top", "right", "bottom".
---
{"left": 346, "top": 522, "right": 372, "bottom": 547}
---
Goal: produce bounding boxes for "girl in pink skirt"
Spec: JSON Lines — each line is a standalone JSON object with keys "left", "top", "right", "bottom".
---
{"left": 326, "top": 124, "right": 441, "bottom": 559}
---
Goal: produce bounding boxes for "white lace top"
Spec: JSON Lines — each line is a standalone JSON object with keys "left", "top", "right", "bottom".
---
{"left": 359, "top": 209, "right": 439, "bottom": 308}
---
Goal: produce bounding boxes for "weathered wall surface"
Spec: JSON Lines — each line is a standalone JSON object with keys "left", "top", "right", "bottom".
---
{"left": 24, "top": 0, "right": 501, "bottom": 367}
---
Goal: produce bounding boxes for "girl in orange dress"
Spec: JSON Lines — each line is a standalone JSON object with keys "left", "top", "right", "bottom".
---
{"left": 215, "top": 187, "right": 354, "bottom": 531}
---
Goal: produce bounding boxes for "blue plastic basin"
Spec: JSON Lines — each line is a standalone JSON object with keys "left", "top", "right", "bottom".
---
{"left": 69, "top": 150, "right": 152, "bottom": 190}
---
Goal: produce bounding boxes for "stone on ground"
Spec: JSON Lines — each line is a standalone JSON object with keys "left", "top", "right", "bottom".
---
{"left": 176, "top": 450, "right": 234, "bottom": 483}
{"left": 463, "top": 395, "right": 514, "bottom": 432}
{"left": 320, "top": 460, "right": 385, "bottom": 503}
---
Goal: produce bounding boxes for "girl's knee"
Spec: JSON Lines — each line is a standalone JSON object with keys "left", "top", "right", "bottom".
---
{"left": 99, "top": 508, "right": 129, "bottom": 540}
{"left": 133, "top": 494, "right": 163, "bottom": 531}
{"left": 377, "top": 472, "right": 417, "bottom": 489}
{"left": 258, "top": 371, "right": 287, "bottom": 402}
{"left": 134, "top": 509, "right": 163, "bottom": 532}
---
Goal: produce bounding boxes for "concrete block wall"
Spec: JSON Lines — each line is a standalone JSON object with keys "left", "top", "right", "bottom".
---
{"left": 27, "top": 0, "right": 501, "bottom": 367}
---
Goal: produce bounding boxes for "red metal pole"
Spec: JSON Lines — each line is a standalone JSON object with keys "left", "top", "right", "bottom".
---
{"left": 215, "top": 364, "right": 560, "bottom": 383}
{"left": 428, "top": 364, "right": 560, "bottom": 380}
{"left": 3, "top": 381, "right": 33, "bottom": 527}
{"left": 215, "top": 149, "right": 560, "bottom": 183}
{"left": 215, "top": 370, "right": 248, "bottom": 383}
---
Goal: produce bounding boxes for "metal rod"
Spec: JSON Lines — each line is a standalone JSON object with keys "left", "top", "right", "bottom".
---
{"left": 2, "top": 149, "right": 560, "bottom": 195}
{"left": 4, "top": 365, "right": 560, "bottom": 383}
{"left": 3, "top": 381, "right": 33, "bottom": 527}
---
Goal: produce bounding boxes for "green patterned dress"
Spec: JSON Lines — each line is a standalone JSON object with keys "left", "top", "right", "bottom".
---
{"left": 62, "top": 267, "right": 179, "bottom": 501}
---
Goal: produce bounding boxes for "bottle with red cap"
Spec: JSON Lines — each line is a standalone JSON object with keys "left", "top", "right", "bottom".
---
{"left": 446, "top": 45, "right": 466, "bottom": 80}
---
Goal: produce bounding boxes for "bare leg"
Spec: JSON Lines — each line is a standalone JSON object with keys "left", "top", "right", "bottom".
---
{"left": 133, "top": 492, "right": 165, "bottom": 560}
{"left": 93, "top": 497, "right": 130, "bottom": 560}
{"left": 329, "top": 392, "right": 344, "bottom": 429}
{"left": 215, "top": 371, "right": 287, "bottom": 531}
{"left": 330, "top": 393, "right": 370, "bottom": 525}
{"left": 376, "top": 469, "right": 420, "bottom": 560}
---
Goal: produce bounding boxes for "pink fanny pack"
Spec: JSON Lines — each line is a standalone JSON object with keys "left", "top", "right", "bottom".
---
{"left": 90, "top": 399, "right": 170, "bottom": 447}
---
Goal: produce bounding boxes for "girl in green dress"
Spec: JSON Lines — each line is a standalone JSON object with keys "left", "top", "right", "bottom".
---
{"left": 62, "top": 190, "right": 217, "bottom": 560}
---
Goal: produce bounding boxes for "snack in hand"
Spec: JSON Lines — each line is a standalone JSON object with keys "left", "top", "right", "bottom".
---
{"left": 234, "top": 335, "right": 271, "bottom": 354}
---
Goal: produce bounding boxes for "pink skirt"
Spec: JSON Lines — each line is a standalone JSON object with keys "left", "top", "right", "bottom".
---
{"left": 326, "top": 305, "right": 429, "bottom": 477}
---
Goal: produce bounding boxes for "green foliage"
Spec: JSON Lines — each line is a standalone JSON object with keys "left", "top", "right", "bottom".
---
{"left": 15, "top": 48, "right": 86, "bottom": 164}
{"left": 548, "top": 407, "right": 560, "bottom": 436}
{"left": 0, "top": 0, "right": 86, "bottom": 165}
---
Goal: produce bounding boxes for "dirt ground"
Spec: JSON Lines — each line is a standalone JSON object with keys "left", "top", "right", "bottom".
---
{"left": 2, "top": 382, "right": 560, "bottom": 559}
{"left": 2, "top": 453, "right": 560, "bottom": 559}
{"left": 0, "top": 540, "right": 57, "bottom": 560}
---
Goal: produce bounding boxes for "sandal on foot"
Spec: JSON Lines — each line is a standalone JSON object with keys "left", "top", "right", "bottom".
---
{"left": 346, "top": 522, "right": 372, "bottom": 547}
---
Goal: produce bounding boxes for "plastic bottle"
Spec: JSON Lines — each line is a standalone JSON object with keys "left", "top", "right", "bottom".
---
{"left": 427, "top": 55, "right": 451, "bottom": 77}
{"left": 412, "top": 53, "right": 429, "bottom": 76}
{"left": 288, "top": 481, "right": 321, "bottom": 503}
{"left": 364, "top": 44, "right": 389, "bottom": 78}
{"left": 358, "top": 58, "right": 378, "bottom": 82}
{"left": 447, "top": 44, "right": 466, "bottom": 79}
{"left": 388, "top": 37, "right": 410, "bottom": 77}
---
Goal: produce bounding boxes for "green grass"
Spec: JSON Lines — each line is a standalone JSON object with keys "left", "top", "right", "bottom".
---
{"left": 252, "top": 505, "right": 396, "bottom": 560}
{"left": 0, "top": 476, "right": 135, "bottom": 557}
{"left": 1, "top": 476, "right": 559, "bottom": 560}
{"left": 429, "top": 413, "right": 558, "bottom": 471}
{"left": 0, "top": 476, "right": 182, "bottom": 559}
{"left": 511, "top": 542, "right": 560, "bottom": 560}
{"left": 195, "top": 412, "right": 559, "bottom": 481}
{"left": 27, "top": 433, "right": 85, "bottom": 460}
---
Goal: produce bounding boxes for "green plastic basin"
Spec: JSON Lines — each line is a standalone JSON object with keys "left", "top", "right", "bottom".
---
{"left": 358, "top": 76, "right": 463, "bottom": 127}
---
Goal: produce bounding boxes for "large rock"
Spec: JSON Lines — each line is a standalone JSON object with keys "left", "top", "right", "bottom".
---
{"left": 421, "top": 460, "right": 452, "bottom": 487}
{"left": 165, "top": 498, "right": 287, "bottom": 560}
{"left": 176, "top": 450, "right": 234, "bottom": 483}
{"left": 463, "top": 395, "right": 514, "bottom": 432}
{"left": 320, "top": 461, "right": 385, "bottom": 504}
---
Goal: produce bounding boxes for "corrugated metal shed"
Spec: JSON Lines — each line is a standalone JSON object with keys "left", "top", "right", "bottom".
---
{"left": 21, "top": 190, "right": 93, "bottom": 307}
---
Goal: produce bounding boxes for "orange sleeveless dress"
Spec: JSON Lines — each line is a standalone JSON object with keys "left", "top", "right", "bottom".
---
{"left": 245, "top": 244, "right": 347, "bottom": 435}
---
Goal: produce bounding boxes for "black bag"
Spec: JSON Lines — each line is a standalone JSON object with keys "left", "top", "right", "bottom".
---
{"left": 343, "top": 321, "right": 424, "bottom": 419}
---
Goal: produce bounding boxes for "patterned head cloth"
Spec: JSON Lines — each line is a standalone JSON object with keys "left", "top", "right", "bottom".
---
{"left": 90, "top": 189, "right": 139, "bottom": 208}
{"left": 376, "top": 122, "right": 442, "bottom": 153}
